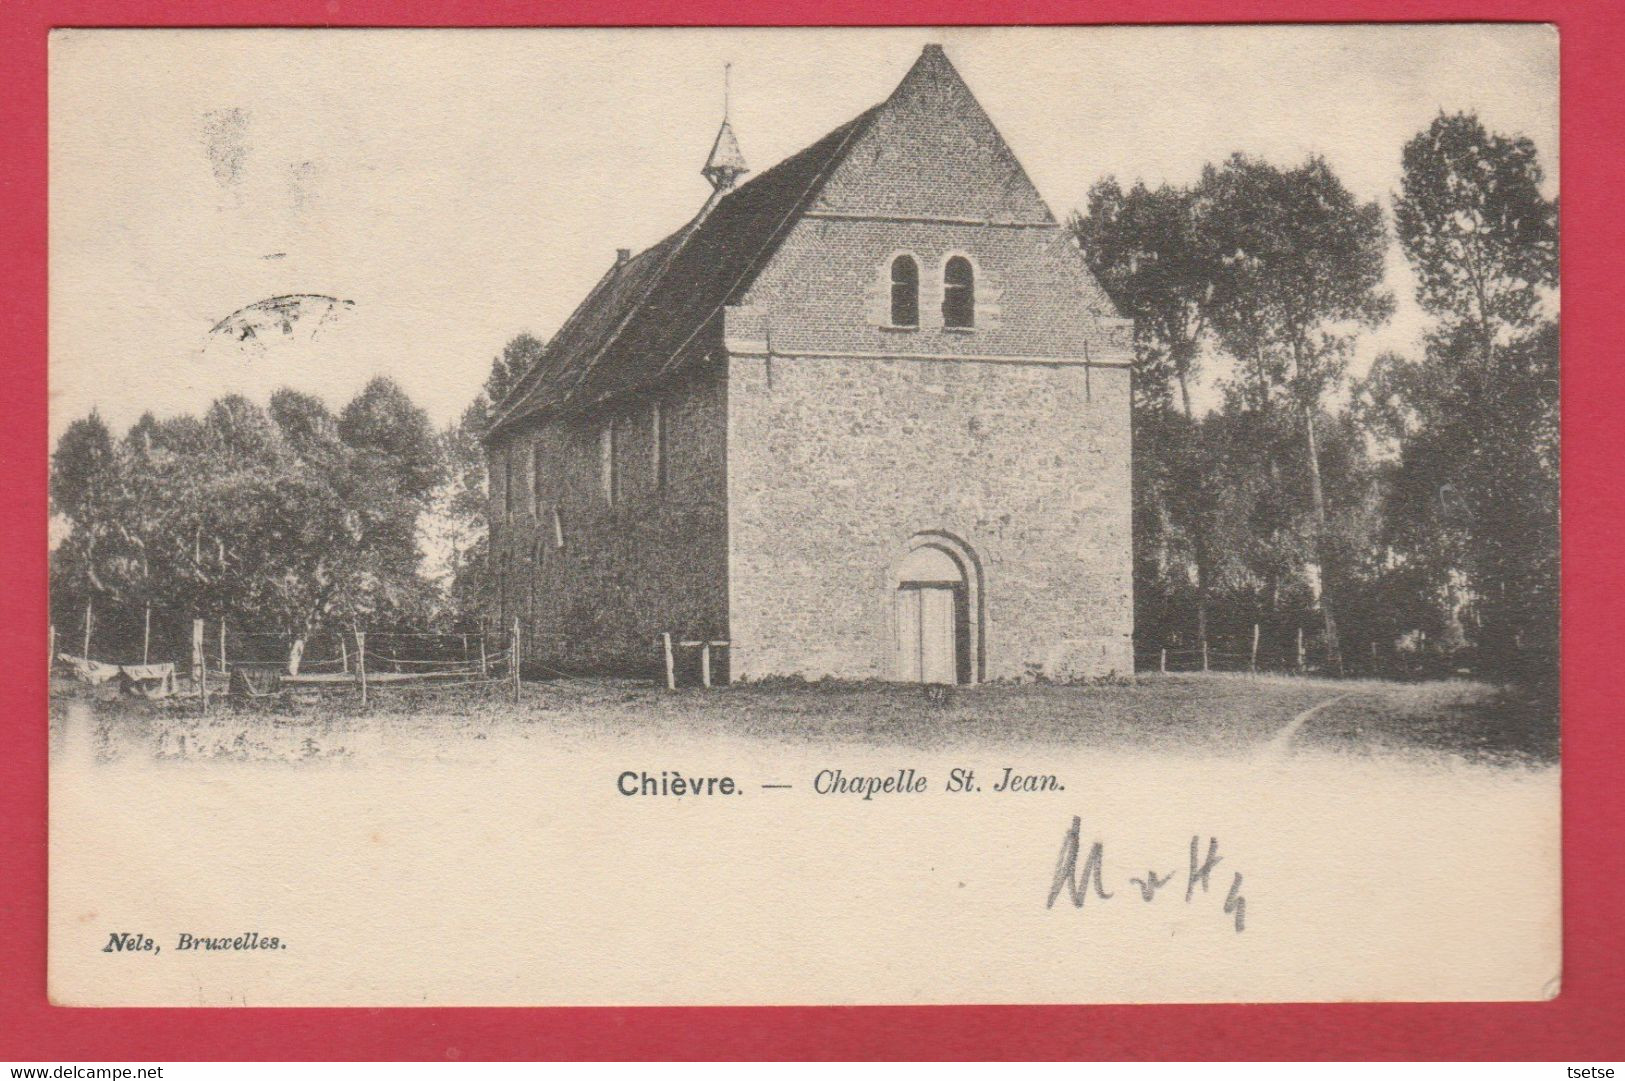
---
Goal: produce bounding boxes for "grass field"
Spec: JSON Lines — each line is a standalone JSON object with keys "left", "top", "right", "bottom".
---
{"left": 52, "top": 671, "right": 1559, "bottom": 768}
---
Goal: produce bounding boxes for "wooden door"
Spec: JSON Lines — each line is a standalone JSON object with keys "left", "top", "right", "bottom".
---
{"left": 918, "top": 585, "right": 957, "bottom": 683}
{"left": 895, "top": 586, "right": 921, "bottom": 681}
{"left": 896, "top": 585, "right": 960, "bottom": 684}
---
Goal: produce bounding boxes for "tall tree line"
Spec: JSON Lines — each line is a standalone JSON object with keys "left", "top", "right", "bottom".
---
{"left": 1074, "top": 112, "right": 1557, "bottom": 681}
{"left": 50, "top": 378, "right": 444, "bottom": 673}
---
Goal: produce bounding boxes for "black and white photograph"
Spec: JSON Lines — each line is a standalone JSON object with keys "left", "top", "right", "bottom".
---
{"left": 47, "top": 25, "right": 1559, "bottom": 1006}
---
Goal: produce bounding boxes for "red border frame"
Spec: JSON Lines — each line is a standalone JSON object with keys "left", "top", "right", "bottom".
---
{"left": 4, "top": 1, "right": 1621, "bottom": 1061}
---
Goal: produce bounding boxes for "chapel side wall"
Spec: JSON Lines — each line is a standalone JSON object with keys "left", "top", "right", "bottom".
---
{"left": 726, "top": 350, "right": 1133, "bottom": 683}
{"left": 489, "top": 364, "right": 730, "bottom": 677}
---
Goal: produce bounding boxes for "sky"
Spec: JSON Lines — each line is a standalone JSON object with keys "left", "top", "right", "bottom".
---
{"left": 48, "top": 25, "right": 1559, "bottom": 444}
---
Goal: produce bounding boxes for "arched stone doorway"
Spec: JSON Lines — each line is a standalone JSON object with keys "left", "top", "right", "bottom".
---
{"left": 893, "top": 535, "right": 981, "bottom": 684}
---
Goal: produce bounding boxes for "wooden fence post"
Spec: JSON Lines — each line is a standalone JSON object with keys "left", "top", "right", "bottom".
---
{"left": 1250, "top": 623, "right": 1260, "bottom": 673}
{"left": 701, "top": 642, "right": 712, "bottom": 689}
{"left": 340, "top": 636, "right": 349, "bottom": 674}
{"left": 219, "top": 620, "right": 227, "bottom": 676}
{"left": 479, "top": 635, "right": 489, "bottom": 678}
{"left": 511, "top": 617, "right": 522, "bottom": 705}
{"left": 662, "top": 633, "right": 676, "bottom": 691}
{"left": 142, "top": 604, "right": 152, "bottom": 665}
{"left": 1201, "top": 639, "right": 1209, "bottom": 673}
{"left": 1159, "top": 646, "right": 1166, "bottom": 674}
{"left": 356, "top": 631, "right": 367, "bottom": 707}
{"left": 82, "top": 599, "right": 93, "bottom": 660}
{"left": 192, "top": 618, "right": 207, "bottom": 713}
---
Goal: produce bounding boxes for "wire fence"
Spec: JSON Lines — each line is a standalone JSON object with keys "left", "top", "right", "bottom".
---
{"left": 53, "top": 601, "right": 1460, "bottom": 706}
{"left": 49, "top": 605, "right": 527, "bottom": 711}
{"left": 1134, "top": 619, "right": 1442, "bottom": 678}
{"left": 1136, "top": 643, "right": 1294, "bottom": 675}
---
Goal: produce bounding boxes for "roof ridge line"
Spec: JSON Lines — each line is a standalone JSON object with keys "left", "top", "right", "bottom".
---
{"left": 521, "top": 99, "right": 853, "bottom": 423}
{"left": 489, "top": 214, "right": 702, "bottom": 433}
{"left": 492, "top": 100, "right": 881, "bottom": 432}
{"left": 556, "top": 203, "right": 714, "bottom": 408}
{"left": 487, "top": 262, "right": 620, "bottom": 429}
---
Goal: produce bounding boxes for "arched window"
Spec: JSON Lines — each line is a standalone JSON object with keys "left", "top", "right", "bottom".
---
{"left": 890, "top": 254, "right": 919, "bottom": 328}
{"left": 943, "top": 256, "right": 975, "bottom": 329}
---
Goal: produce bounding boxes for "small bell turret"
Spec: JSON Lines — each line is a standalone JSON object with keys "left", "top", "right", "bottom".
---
{"left": 701, "top": 64, "right": 748, "bottom": 193}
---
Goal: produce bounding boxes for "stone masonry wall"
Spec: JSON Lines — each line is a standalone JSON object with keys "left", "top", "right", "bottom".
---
{"left": 489, "top": 363, "right": 729, "bottom": 678}
{"left": 726, "top": 351, "right": 1133, "bottom": 683}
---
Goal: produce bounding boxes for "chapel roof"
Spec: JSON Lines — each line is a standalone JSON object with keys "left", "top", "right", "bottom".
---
{"left": 487, "top": 104, "right": 877, "bottom": 438}
{"left": 486, "top": 44, "right": 1045, "bottom": 438}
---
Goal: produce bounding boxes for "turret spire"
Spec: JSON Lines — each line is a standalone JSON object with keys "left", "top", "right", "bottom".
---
{"left": 702, "top": 63, "right": 749, "bottom": 193}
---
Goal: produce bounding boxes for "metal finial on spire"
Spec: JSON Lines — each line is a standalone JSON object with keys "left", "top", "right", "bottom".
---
{"left": 702, "top": 62, "right": 749, "bottom": 193}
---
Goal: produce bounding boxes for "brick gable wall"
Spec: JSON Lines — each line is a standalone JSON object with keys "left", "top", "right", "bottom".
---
{"left": 812, "top": 44, "right": 1052, "bottom": 224}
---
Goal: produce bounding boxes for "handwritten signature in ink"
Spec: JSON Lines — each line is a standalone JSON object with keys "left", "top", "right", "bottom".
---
{"left": 1047, "top": 815, "right": 1247, "bottom": 932}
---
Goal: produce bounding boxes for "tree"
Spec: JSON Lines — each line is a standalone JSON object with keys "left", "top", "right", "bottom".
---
{"left": 1072, "top": 179, "right": 1222, "bottom": 653}
{"left": 114, "top": 414, "right": 191, "bottom": 662}
{"left": 339, "top": 377, "right": 443, "bottom": 501}
{"left": 49, "top": 412, "right": 122, "bottom": 653}
{"left": 1073, "top": 179, "right": 1214, "bottom": 417}
{"left": 1394, "top": 113, "right": 1558, "bottom": 342}
{"left": 253, "top": 378, "right": 444, "bottom": 669}
{"left": 49, "top": 380, "right": 448, "bottom": 673}
{"left": 1203, "top": 397, "right": 1317, "bottom": 618}
{"left": 482, "top": 331, "right": 545, "bottom": 422}
{"left": 1198, "top": 154, "right": 1393, "bottom": 671}
{"left": 50, "top": 411, "right": 117, "bottom": 527}
{"left": 437, "top": 398, "right": 494, "bottom": 620}
{"left": 1353, "top": 351, "right": 1471, "bottom": 652}
{"left": 1380, "top": 112, "right": 1559, "bottom": 680}
{"left": 428, "top": 331, "right": 548, "bottom": 625}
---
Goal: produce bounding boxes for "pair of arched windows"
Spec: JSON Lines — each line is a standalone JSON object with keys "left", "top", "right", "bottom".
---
{"left": 890, "top": 254, "right": 976, "bottom": 330}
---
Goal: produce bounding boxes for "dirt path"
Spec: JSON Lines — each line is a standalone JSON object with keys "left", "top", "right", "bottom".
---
{"left": 1258, "top": 692, "right": 1353, "bottom": 760}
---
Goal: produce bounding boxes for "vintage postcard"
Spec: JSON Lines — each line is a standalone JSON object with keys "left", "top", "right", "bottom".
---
{"left": 47, "top": 25, "right": 1559, "bottom": 1006}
